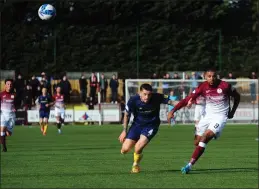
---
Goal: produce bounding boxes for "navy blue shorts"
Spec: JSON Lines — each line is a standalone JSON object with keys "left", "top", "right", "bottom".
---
{"left": 126, "top": 125, "right": 159, "bottom": 142}
{"left": 39, "top": 110, "right": 50, "bottom": 119}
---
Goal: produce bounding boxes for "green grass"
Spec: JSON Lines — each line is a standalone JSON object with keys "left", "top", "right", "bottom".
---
{"left": 1, "top": 124, "right": 258, "bottom": 188}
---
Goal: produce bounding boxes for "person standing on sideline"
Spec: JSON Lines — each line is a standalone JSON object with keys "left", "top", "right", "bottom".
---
{"left": 110, "top": 74, "right": 119, "bottom": 104}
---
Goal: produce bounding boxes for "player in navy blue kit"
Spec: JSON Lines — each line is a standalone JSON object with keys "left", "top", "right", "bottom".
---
{"left": 118, "top": 83, "right": 179, "bottom": 173}
{"left": 36, "top": 87, "right": 54, "bottom": 136}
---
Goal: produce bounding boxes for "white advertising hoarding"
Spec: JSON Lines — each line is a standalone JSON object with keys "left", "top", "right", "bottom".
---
{"left": 74, "top": 110, "right": 120, "bottom": 122}
{"left": 27, "top": 110, "right": 74, "bottom": 122}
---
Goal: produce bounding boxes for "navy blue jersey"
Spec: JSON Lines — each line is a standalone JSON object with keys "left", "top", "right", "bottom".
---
{"left": 38, "top": 95, "right": 52, "bottom": 112}
{"left": 126, "top": 93, "right": 170, "bottom": 127}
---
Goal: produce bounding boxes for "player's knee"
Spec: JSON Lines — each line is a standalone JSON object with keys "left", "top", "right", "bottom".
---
{"left": 194, "top": 140, "right": 199, "bottom": 146}
{"left": 202, "top": 130, "right": 215, "bottom": 142}
{"left": 121, "top": 147, "right": 130, "bottom": 154}
{"left": 134, "top": 144, "right": 144, "bottom": 154}
{"left": 6, "top": 131, "right": 12, "bottom": 136}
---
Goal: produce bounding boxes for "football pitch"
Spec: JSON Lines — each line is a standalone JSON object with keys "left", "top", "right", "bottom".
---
{"left": 1, "top": 124, "right": 258, "bottom": 188}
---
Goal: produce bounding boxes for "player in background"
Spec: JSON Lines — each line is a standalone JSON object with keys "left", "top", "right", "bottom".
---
{"left": 168, "top": 68, "right": 240, "bottom": 174}
{"left": 0, "top": 79, "right": 16, "bottom": 152}
{"left": 53, "top": 86, "right": 65, "bottom": 134}
{"left": 36, "top": 87, "right": 54, "bottom": 136}
{"left": 118, "top": 83, "right": 179, "bottom": 173}
{"left": 168, "top": 89, "right": 178, "bottom": 126}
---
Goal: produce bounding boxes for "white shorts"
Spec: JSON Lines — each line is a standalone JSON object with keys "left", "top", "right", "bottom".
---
{"left": 194, "top": 104, "right": 205, "bottom": 121}
{"left": 54, "top": 108, "right": 65, "bottom": 119}
{"left": 0, "top": 112, "right": 16, "bottom": 133}
{"left": 195, "top": 116, "right": 227, "bottom": 139}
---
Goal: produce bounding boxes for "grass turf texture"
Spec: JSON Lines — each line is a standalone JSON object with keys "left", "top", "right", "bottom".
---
{"left": 1, "top": 124, "right": 258, "bottom": 188}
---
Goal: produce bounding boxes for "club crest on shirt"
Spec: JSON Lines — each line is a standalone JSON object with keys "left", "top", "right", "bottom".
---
{"left": 217, "top": 88, "right": 222, "bottom": 94}
{"left": 11, "top": 95, "right": 14, "bottom": 98}
{"left": 164, "top": 95, "right": 168, "bottom": 98}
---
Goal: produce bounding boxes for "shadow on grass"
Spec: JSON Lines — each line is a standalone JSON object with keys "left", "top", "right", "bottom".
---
{"left": 190, "top": 167, "right": 258, "bottom": 174}
{"left": 8, "top": 147, "right": 115, "bottom": 153}
{"left": 2, "top": 168, "right": 257, "bottom": 178}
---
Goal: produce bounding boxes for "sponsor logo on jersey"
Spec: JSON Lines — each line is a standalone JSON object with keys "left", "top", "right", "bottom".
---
{"left": 217, "top": 88, "right": 222, "bottom": 94}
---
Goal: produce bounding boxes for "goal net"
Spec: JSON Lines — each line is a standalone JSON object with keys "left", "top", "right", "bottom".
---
{"left": 125, "top": 79, "right": 258, "bottom": 124}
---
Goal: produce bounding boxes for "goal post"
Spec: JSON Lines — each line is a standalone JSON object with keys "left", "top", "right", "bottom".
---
{"left": 125, "top": 79, "right": 259, "bottom": 124}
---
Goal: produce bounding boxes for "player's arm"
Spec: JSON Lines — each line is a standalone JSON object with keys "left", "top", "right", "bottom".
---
{"left": 46, "top": 96, "right": 55, "bottom": 107}
{"left": 159, "top": 94, "right": 179, "bottom": 106}
{"left": 118, "top": 97, "right": 133, "bottom": 143}
{"left": 168, "top": 99, "right": 179, "bottom": 106}
{"left": 123, "top": 111, "right": 131, "bottom": 133}
{"left": 228, "top": 85, "right": 240, "bottom": 119}
{"left": 167, "top": 87, "right": 202, "bottom": 123}
{"left": 35, "top": 97, "right": 40, "bottom": 105}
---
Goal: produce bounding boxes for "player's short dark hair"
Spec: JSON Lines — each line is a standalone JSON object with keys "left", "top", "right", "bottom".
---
{"left": 140, "top": 83, "right": 152, "bottom": 92}
{"left": 5, "top": 79, "right": 13, "bottom": 84}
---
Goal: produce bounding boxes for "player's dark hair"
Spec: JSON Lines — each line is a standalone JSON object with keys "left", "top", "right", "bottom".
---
{"left": 5, "top": 79, "right": 13, "bottom": 84}
{"left": 140, "top": 83, "right": 152, "bottom": 92}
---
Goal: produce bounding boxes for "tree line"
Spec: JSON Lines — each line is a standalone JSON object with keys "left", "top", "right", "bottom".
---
{"left": 1, "top": 0, "right": 258, "bottom": 78}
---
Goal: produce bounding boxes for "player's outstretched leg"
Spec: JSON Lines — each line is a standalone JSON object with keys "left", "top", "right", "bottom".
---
{"left": 131, "top": 152, "right": 143, "bottom": 173}
{"left": 181, "top": 130, "right": 214, "bottom": 174}
{"left": 57, "top": 121, "right": 62, "bottom": 134}
{"left": 56, "top": 116, "right": 62, "bottom": 134}
{"left": 0, "top": 129, "right": 7, "bottom": 152}
{"left": 131, "top": 135, "right": 149, "bottom": 173}
{"left": 43, "top": 118, "right": 48, "bottom": 136}
{"left": 39, "top": 119, "right": 44, "bottom": 133}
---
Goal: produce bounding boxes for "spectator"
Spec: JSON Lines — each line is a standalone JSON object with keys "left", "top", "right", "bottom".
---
{"left": 22, "top": 84, "right": 32, "bottom": 125}
{"left": 173, "top": 73, "right": 181, "bottom": 79}
{"left": 249, "top": 72, "right": 257, "bottom": 104}
{"left": 185, "top": 74, "right": 190, "bottom": 80}
{"left": 89, "top": 72, "right": 98, "bottom": 103}
{"left": 23, "top": 84, "right": 33, "bottom": 110}
{"left": 52, "top": 79, "right": 60, "bottom": 95}
{"left": 191, "top": 72, "right": 199, "bottom": 91}
{"left": 99, "top": 73, "right": 108, "bottom": 103}
{"left": 227, "top": 72, "right": 237, "bottom": 87}
{"left": 39, "top": 75, "right": 51, "bottom": 95}
{"left": 227, "top": 72, "right": 236, "bottom": 79}
{"left": 110, "top": 74, "right": 119, "bottom": 104}
{"left": 14, "top": 73, "right": 25, "bottom": 109}
{"left": 59, "top": 75, "right": 72, "bottom": 103}
{"left": 79, "top": 73, "right": 87, "bottom": 103}
{"left": 29, "top": 75, "right": 40, "bottom": 106}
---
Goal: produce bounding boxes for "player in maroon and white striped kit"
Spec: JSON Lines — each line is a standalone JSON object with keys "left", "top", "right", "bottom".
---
{"left": 0, "top": 79, "right": 16, "bottom": 152}
{"left": 53, "top": 86, "right": 65, "bottom": 134}
{"left": 168, "top": 68, "right": 240, "bottom": 174}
